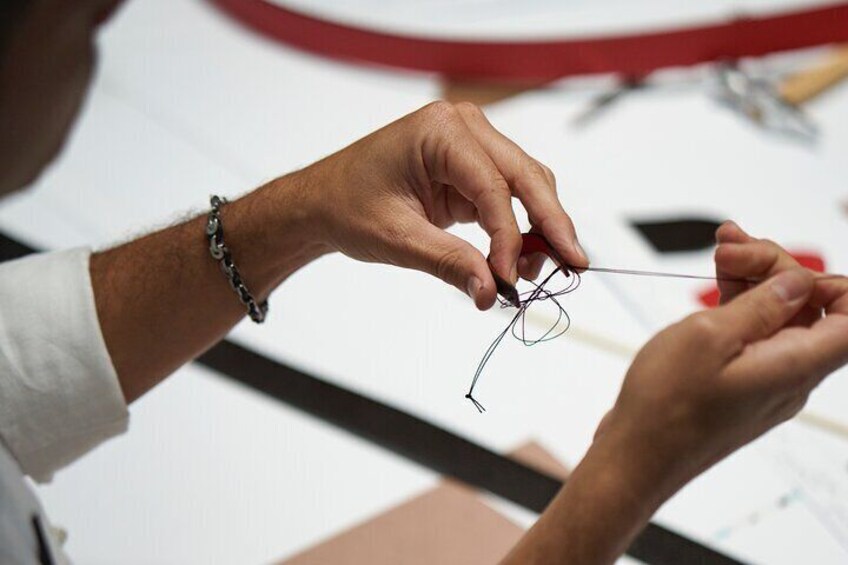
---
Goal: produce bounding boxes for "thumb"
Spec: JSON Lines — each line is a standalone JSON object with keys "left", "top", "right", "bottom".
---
{"left": 593, "top": 409, "right": 614, "bottom": 442}
{"left": 712, "top": 268, "right": 814, "bottom": 344}
{"left": 395, "top": 217, "right": 497, "bottom": 310}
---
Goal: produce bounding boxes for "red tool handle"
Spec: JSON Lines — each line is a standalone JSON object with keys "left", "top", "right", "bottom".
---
{"left": 520, "top": 233, "right": 553, "bottom": 257}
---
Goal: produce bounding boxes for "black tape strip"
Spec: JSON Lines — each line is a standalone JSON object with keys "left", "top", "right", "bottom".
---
{"left": 199, "top": 340, "right": 741, "bottom": 565}
{"left": 631, "top": 217, "right": 724, "bottom": 253}
{"left": 0, "top": 231, "right": 743, "bottom": 565}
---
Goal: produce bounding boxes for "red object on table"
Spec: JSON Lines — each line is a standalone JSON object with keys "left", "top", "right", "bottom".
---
{"left": 209, "top": 0, "right": 848, "bottom": 81}
{"left": 698, "top": 251, "right": 826, "bottom": 308}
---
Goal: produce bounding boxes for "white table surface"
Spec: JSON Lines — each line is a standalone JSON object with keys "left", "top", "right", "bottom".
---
{"left": 2, "top": 1, "right": 848, "bottom": 563}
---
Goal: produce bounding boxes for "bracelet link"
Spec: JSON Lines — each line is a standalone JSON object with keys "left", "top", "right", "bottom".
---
{"left": 205, "top": 195, "right": 268, "bottom": 323}
{"left": 209, "top": 238, "right": 226, "bottom": 260}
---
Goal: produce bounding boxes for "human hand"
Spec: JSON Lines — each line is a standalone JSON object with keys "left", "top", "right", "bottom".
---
{"left": 593, "top": 222, "right": 848, "bottom": 499}
{"left": 292, "top": 101, "right": 587, "bottom": 310}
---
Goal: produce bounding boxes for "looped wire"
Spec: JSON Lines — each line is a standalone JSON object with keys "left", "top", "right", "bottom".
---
{"left": 465, "top": 266, "right": 581, "bottom": 412}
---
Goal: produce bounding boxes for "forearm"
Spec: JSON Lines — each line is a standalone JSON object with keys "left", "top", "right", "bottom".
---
{"left": 90, "top": 171, "right": 331, "bottom": 403}
{"left": 502, "top": 431, "right": 684, "bottom": 565}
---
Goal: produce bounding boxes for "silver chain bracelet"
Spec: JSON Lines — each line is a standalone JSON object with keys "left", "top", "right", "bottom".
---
{"left": 206, "top": 195, "right": 269, "bottom": 323}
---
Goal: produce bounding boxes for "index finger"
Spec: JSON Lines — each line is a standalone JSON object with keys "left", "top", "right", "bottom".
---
{"left": 454, "top": 102, "right": 588, "bottom": 269}
{"left": 715, "top": 221, "right": 753, "bottom": 304}
{"left": 418, "top": 102, "right": 523, "bottom": 284}
{"left": 732, "top": 313, "right": 848, "bottom": 391}
{"left": 708, "top": 268, "right": 814, "bottom": 347}
{"left": 715, "top": 239, "right": 846, "bottom": 314}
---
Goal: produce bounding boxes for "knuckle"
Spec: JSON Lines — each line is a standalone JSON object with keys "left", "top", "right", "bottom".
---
{"left": 493, "top": 174, "right": 512, "bottom": 195}
{"left": 489, "top": 227, "right": 522, "bottom": 259}
{"left": 757, "top": 239, "right": 783, "bottom": 262}
{"left": 505, "top": 229, "right": 524, "bottom": 253}
{"left": 478, "top": 176, "right": 512, "bottom": 204}
{"left": 749, "top": 303, "right": 776, "bottom": 337}
{"left": 513, "top": 160, "right": 552, "bottom": 198}
{"left": 523, "top": 159, "right": 549, "bottom": 184}
{"left": 422, "top": 100, "right": 458, "bottom": 124}
{"left": 784, "top": 340, "right": 816, "bottom": 380}
{"left": 686, "top": 312, "right": 718, "bottom": 336}
{"left": 455, "top": 101, "right": 483, "bottom": 118}
{"left": 760, "top": 238, "right": 779, "bottom": 250}
{"left": 540, "top": 163, "right": 557, "bottom": 187}
{"left": 685, "top": 313, "right": 731, "bottom": 350}
{"left": 434, "top": 246, "right": 467, "bottom": 284}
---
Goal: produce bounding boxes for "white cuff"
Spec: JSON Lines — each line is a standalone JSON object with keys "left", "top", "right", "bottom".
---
{"left": 0, "top": 248, "right": 129, "bottom": 482}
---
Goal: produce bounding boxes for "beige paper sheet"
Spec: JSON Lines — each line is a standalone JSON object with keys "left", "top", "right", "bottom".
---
{"left": 280, "top": 441, "right": 568, "bottom": 565}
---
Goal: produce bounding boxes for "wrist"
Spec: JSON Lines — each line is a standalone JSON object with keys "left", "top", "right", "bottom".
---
{"left": 223, "top": 173, "right": 333, "bottom": 296}
{"left": 267, "top": 165, "right": 338, "bottom": 255}
{"left": 580, "top": 434, "right": 676, "bottom": 517}
{"left": 508, "top": 427, "right": 686, "bottom": 565}
{"left": 587, "top": 412, "right": 706, "bottom": 512}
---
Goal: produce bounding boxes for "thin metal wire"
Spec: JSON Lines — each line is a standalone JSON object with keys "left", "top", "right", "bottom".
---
{"left": 466, "top": 263, "right": 846, "bottom": 412}
{"left": 466, "top": 267, "right": 580, "bottom": 412}
{"left": 580, "top": 266, "right": 845, "bottom": 283}
{"left": 580, "top": 266, "right": 744, "bottom": 282}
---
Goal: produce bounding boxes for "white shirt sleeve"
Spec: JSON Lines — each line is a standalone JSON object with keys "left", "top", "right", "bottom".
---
{"left": 0, "top": 248, "right": 129, "bottom": 483}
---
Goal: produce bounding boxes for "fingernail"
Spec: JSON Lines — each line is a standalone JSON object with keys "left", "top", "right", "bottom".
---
{"left": 467, "top": 276, "right": 482, "bottom": 301}
{"left": 771, "top": 270, "right": 810, "bottom": 302}
{"left": 574, "top": 240, "right": 588, "bottom": 264}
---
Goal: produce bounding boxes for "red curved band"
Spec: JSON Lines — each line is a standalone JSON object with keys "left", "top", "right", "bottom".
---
{"left": 208, "top": 0, "right": 848, "bottom": 80}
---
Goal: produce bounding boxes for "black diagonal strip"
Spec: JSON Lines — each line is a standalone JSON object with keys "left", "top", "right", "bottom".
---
{"left": 631, "top": 217, "right": 724, "bottom": 253}
{"left": 0, "top": 231, "right": 743, "bottom": 565}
